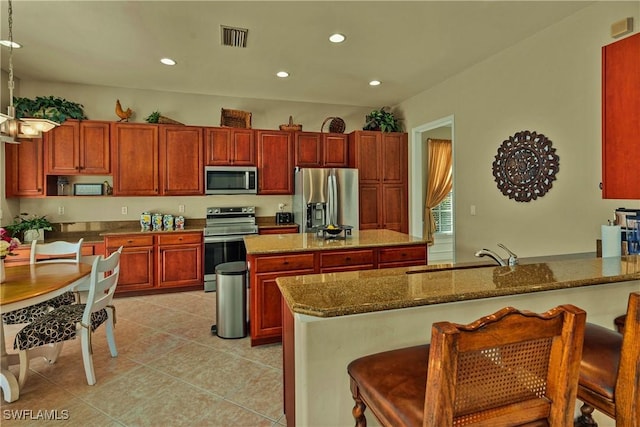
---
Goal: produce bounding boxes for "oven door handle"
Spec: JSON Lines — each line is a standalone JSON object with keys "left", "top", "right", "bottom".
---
{"left": 204, "top": 235, "right": 246, "bottom": 243}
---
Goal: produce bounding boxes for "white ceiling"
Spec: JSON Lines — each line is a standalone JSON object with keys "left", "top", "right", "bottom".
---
{"left": 1, "top": 1, "right": 593, "bottom": 107}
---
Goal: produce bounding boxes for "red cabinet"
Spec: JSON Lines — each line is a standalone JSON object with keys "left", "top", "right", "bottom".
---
{"left": 294, "top": 132, "right": 348, "bottom": 167}
{"left": 5, "top": 137, "right": 44, "bottom": 197}
{"left": 256, "top": 130, "right": 293, "bottom": 194}
{"left": 602, "top": 32, "right": 640, "bottom": 199}
{"left": 112, "top": 123, "right": 159, "bottom": 196}
{"left": 159, "top": 125, "right": 203, "bottom": 195}
{"left": 349, "top": 131, "right": 408, "bottom": 233}
{"left": 205, "top": 127, "right": 255, "bottom": 166}
{"left": 45, "top": 120, "right": 110, "bottom": 175}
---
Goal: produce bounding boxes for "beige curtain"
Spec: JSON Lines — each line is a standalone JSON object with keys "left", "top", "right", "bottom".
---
{"left": 424, "top": 139, "right": 452, "bottom": 245}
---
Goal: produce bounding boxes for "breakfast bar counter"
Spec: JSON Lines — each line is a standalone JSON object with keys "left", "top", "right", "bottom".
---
{"left": 277, "top": 255, "right": 640, "bottom": 427}
{"left": 243, "top": 230, "right": 428, "bottom": 346}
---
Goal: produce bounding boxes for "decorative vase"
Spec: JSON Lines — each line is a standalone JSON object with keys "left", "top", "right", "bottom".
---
{"left": 23, "top": 229, "right": 44, "bottom": 243}
{"left": 1, "top": 258, "right": 5, "bottom": 284}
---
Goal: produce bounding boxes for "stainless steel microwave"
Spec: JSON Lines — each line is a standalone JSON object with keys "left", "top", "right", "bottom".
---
{"left": 205, "top": 166, "right": 258, "bottom": 195}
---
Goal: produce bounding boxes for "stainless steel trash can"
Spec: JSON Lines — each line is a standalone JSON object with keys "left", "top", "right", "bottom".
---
{"left": 212, "top": 261, "right": 247, "bottom": 339}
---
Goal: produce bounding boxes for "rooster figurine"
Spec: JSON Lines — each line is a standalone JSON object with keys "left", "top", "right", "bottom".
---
{"left": 115, "top": 99, "right": 133, "bottom": 122}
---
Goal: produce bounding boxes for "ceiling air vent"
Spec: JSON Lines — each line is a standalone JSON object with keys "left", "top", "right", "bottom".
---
{"left": 221, "top": 26, "right": 248, "bottom": 48}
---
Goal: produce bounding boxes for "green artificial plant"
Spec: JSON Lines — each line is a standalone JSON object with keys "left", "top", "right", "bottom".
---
{"left": 14, "top": 96, "right": 87, "bottom": 123}
{"left": 4, "top": 213, "right": 53, "bottom": 239}
{"left": 363, "top": 107, "right": 402, "bottom": 132}
{"left": 145, "top": 111, "right": 161, "bottom": 123}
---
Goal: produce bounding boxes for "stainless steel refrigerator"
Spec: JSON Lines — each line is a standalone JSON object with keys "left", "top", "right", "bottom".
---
{"left": 293, "top": 167, "right": 359, "bottom": 233}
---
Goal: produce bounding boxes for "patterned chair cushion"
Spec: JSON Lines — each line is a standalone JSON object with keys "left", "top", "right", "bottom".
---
{"left": 14, "top": 304, "right": 109, "bottom": 351}
{"left": 2, "top": 291, "right": 77, "bottom": 325}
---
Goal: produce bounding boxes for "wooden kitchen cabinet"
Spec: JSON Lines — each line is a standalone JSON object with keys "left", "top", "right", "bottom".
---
{"left": 45, "top": 120, "right": 110, "bottom": 175}
{"left": 294, "top": 131, "right": 348, "bottom": 168}
{"left": 205, "top": 127, "right": 255, "bottom": 166}
{"left": 157, "top": 233, "right": 203, "bottom": 288}
{"left": 250, "top": 252, "right": 315, "bottom": 346}
{"left": 247, "top": 242, "right": 427, "bottom": 346}
{"left": 258, "top": 225, "right": 299, "bottom": 235}
{"left": 319, "top": 249, "right": 375, "bottom": 272}
{"left": 601, "top": 32, "right": 640, "bottom": 199}
{"left": 256, "top": 130, "right": 294, "bottom": 194}
{"left": 160, "top": 125, "right": 204, "bottom": 195}
{"left": 112, "top": 123, "right": 159, "bottom": 196}
{"left": 105, "top": 234, "right": 155, "bottom": 292}
{"left": 106, "top": 231, "right": 203, "bottom": 294}
{"left": 5, "top": 137, "right": 45, "bottom": 197}
{"left": 348, "top": 131, "right": 408, "bottom": 233}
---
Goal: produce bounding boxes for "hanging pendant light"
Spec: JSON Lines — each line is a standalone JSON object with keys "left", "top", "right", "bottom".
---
{"left": 0, "top": 0, "right": 58, "bottom": 143}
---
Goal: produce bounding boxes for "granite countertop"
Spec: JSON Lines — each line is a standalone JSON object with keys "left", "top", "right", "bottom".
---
{"left": 244, "top": 229, "right": 426, "bottom": 254}
{"left": 277, "top": 255, "right": 640, "bottom": 318}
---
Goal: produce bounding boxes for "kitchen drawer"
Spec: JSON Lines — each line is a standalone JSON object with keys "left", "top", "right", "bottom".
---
{"left": 378, "top": 245, "right": 427, "bottom": 264}
{"left": 105, "top": 234, "right": 154, "bottom": 248}
{"left": 254, "top": 253, "right": 315, "bottom": 273}
{"left": 320, "top": 249, "right": 374, "bottom": 268}
{"left": 157, "top": 233, "right": 202, "bottom": 246}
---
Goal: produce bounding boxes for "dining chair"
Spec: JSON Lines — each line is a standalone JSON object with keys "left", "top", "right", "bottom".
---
{"left": 574, "top": 292, "right": 639, "bottom": 427}
{"left": 1, "top": 239, "right": 84, "bottom": 326}
{"left": 14, "top": 247, "right": 122, "bottom": 387}
{"left": 347, "top": 304, "right": 586, "bottom": 427}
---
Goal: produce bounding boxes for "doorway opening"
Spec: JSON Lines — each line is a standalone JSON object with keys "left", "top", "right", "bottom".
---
{"left": 410, "top": 115, "right": 455, "bottom": 264}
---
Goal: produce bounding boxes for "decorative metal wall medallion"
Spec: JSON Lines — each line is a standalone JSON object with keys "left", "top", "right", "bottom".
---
{"left": 492, "top": 130, "right": 559, "bottom": 202}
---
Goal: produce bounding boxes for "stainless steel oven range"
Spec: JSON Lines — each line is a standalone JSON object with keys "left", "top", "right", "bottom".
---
{"left": 203, "top": 206, "right": 258, "bottom": 292}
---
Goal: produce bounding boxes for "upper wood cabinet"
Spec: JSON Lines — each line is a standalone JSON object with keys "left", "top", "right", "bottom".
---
{"left": 257, "top": 130, "right": 294, "bottom": 194}
{"left": 45, "top": 120, "right": 110, "bottom": 175}
{"left": 5, "top": 137, "right": 44, "bottom": 197}
{"left": 112, "top": 123, "right": 160, "bottom": 196}
{"left": 294, "top": 132, "right": 348, "bottom": 168}
{"left": 160, "top": 125, "right": 204, "bottom": 195}
{"left": 112, "top": 123, "right": 203, "bottom": 196}
{"left": 602, "top": 32, "right": 640, "bottom": 199}
{"left": 349, "top": 131, "right": 408, "bottom": 233}
{"left": 205, "top": 127, "right": 255, "bottom": 166}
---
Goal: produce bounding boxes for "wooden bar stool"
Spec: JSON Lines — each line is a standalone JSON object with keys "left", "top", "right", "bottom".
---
{"left": 347, "top": 304, "right": 586, "bottom": 427}
{"left": 574, "top": 292, "right": 639, "bottom": 427}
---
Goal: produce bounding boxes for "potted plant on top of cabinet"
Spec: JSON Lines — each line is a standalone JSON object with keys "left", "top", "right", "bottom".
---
{"left": 363, "top": 107, "right": 402, "bottom": 132}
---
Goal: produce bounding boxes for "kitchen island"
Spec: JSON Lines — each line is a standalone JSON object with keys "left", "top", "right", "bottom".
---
{"left": 244, "top": 229, "right": 428, "bottom": 346}
{"left": 277, "top": 255, "right": 640, "bottom": 427}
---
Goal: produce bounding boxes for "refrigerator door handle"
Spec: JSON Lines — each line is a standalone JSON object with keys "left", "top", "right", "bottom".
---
{"left": 327, "top": 172, "right": 337, "bottom": 225}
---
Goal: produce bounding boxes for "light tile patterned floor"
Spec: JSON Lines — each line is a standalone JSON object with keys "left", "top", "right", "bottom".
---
{"left": 2, "top": 291, "right": 286, "bottom": 426}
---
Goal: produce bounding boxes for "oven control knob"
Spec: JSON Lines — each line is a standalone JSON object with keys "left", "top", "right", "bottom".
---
{"left": 213, "top": 208, "right": 220, "bottom": 214}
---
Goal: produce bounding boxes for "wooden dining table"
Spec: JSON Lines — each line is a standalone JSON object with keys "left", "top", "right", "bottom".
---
{"left": 0, "top": 262, "right": 92, "bottom": 403}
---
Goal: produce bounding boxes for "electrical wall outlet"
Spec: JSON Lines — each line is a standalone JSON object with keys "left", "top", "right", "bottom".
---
{"left": 179, "top": 204, "right": 185, "bottom": 213}
{"left": 121, "top": 206, "right": 128, "bottom": 215}
{"left": 58, "top": 206, "right": 65, "bottom": 215}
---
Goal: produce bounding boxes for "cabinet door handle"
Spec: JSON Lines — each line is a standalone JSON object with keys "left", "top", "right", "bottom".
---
{"left": 283, "top": 260, "right": 289, "bottom": 265}
{"left": 345, "top": 257, "right": 352, "bottom": 261}
{"left": 127, "top": 240, "right": 133, "bottom": 244}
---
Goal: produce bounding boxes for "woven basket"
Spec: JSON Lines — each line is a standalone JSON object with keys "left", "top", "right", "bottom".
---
{"left": 221, "top": 108, "right": 252, "bottom": 128}
{"left": 279, "top": 115, "right": 302, "bottom": 132}
{"left": 157, "top": 115, "right": 184, "bottom": 125}
{"left": 321, "top": 117, "right": 346, "bottom": 133}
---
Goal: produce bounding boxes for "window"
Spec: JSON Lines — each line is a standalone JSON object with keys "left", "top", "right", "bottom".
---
{"left": 433, "top": 191, "right": 453, "bottom": 233}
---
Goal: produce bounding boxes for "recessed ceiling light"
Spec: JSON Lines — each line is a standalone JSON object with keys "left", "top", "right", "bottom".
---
{"left": 160, "top": 58, "right": 176, "bottom": 66}
{"left": 329, "top": 33, "right": 346, "bottom": 43}
{"left": 369, "top": 80, "right": 381, "bottom": 86}
{"left": 276, "top": 71, "right": 289, "bottom": 78}
{"left": 0, "top": 40, "right": 21, "bottom": 48}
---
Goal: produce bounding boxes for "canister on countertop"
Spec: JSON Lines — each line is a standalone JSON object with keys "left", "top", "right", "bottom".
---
{"left": 152, "top": 213, "right": 163, "bottom": 231}
{"left": 163, "top": 214, "right": 174, "bottom": 231}
{"left": 175, "top": 216, "right": 185, "bottom": 230}
{"left": 140, "top": 212, "right": 151, "bottom": 231}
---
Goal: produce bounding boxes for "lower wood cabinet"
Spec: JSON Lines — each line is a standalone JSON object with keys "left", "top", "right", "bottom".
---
{"left": 247, "top": 244, "right": 427, "bottom": 346}
{"left": 258, "top": 225, "right": 299, "bottom": 235}
{"left": 105, "top": 231, "right": 203, "bottom": 294}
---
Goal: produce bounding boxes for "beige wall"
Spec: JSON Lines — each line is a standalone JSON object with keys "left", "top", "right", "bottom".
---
{"left": 401, "top": 1, "right": 640, "bottom": 261}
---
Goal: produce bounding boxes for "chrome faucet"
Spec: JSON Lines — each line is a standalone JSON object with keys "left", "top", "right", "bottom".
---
{"left": 475, "top": 243, "right": 518, "bottom": 266}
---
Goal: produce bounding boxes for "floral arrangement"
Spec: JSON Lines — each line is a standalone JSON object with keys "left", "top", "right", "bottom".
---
{"left": 0, "top": 227, "right": 21, "bottom": 259}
